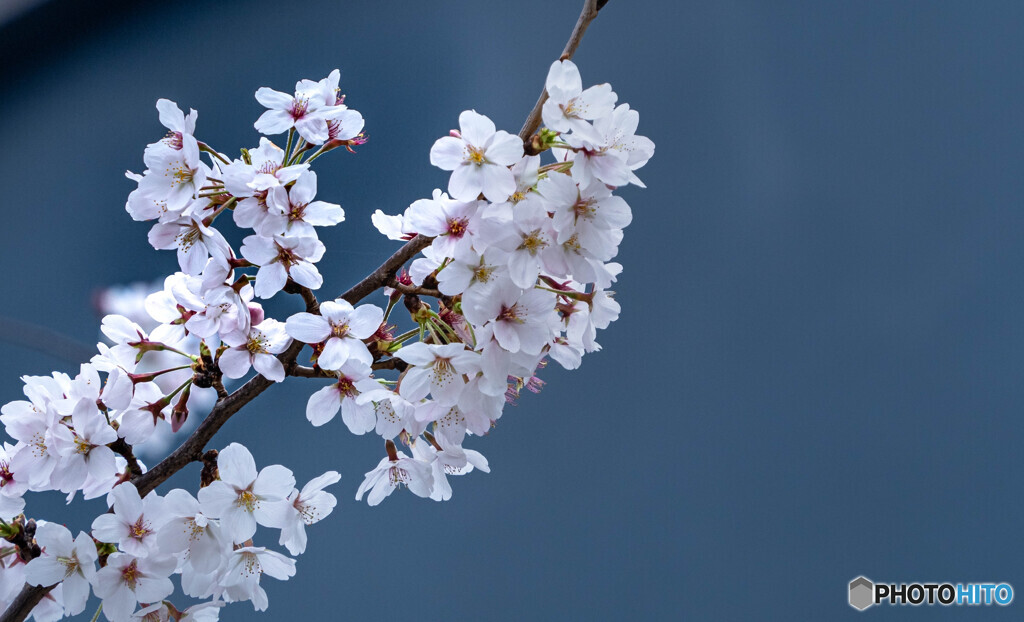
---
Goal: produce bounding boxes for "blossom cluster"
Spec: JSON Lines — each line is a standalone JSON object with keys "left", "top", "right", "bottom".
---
{"left": 0, "top": 60, "right": 652, "bottom": 621}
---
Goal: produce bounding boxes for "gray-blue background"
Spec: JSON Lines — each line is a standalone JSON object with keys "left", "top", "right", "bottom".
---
{"left": 2, "top": 1, "right": 1023, "bottom": 619}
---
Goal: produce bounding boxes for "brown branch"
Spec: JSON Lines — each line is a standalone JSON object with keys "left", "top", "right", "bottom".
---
{"left": 387, "top": 279, "right": 442, "bottom": 298}
{"left": 338, "top": 234, "right": 433, "bottom": 304}
{"left": 519, "top": 0, "right": 607, "bottom": 141}
{"left": 109, "top": 439, "right": 143, "bottom": 478}
{"left": 372, "top": 357, "right": 407, "bottom": 372}
{"left": 290, "top": 365, "right": 336, "bottom": 379}
{"left": 0, "top": 3, "right": 612, "bottom": 619}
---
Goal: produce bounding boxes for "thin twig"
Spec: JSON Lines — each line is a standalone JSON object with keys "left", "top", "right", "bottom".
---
{"left": 518, "top": 0, "right": 606, "bottom": 141}
{"left": 290, "top": 365, "right": 335, "bottom": 379}
{"left": 387, "top": 279, "right": 442, "bottom": 298}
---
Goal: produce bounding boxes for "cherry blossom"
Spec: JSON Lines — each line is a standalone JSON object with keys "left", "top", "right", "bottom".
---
{"left": 285, "top": 300, "right": 382, "bottom": 369}
{"left": 355, "top": 442, "right": 433, "bottom": 506}
{"left": 269, "top": 471, "right": 341, "bottom": 555}
{"left": 92, "top": 553, "right": 175, "bottom": 622}
{"left": 394, "top": 342, "right": 479, "bottom": 405}
{"left": 91, "top": 482, "right": 168, "bottom": 558}
{"left": 197, "top": 443, "right": 294, "bottom": 544}
{"left": 541, "top": 59, "right": 617, "bottom": 134}
{"left": 241, "top": 234, "right": 325, "bottom": 299}
{"left": 304, "top": 360, "right": 380, "bottom": 431}
{"left": 24, "top": 523, "right": 96, "bottom": 616}
{"left": 219, "top": 319, "right": 292, "bottom": 382}
{"left": 429, "top": 110, "right": 524, "bottom": 202}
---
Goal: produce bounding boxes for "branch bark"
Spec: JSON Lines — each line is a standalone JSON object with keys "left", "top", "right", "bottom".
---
{"left": 0, "top": 1, "right": 610, "bottom": 618}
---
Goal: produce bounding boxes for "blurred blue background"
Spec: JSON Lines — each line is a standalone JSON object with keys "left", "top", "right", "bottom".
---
{"left": 2, "top": 0, "right": 1024, "bottom": 619}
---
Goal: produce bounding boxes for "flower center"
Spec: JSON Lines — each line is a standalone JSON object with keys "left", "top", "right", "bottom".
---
{"left": 275, "top": 244, "right": 299, "bottom": 268}
{"left": 295, "top": 499, "right": 321, "bottom": 525}
{"left": 331, "top": 322, "right": 350, "bottom": 339}
{"left": 466, "top": 145, "right": 486, "bottom": 166}
{"left": 388, "top": 465, "right": 411, "bottom": 486}
{"left": 572, "top": 197, "right": 596, "bottom": 220}
{"left": 498, "top": 304, "right": 523, "bottom": 324}
{"left": 236, "top": 489, "right": 258, "bottom": 512}
{"left": 563, "top": 233, "right": 582, "bottom": 254}
{"left": 163, "top": 131, "right": 184, "bottom": 150}
{"left": 518, "top": 230, "right": 548, "bottom": 255}
{"left": 0, "top": 462, "right": 13, "bottom": 486}
{"left": 431, "top": 358, "right": 455, "bottom": 386}
{"left": 121, "top": 560, "right": 139, "bottom": 589}
{"left": 175, "top": 226, "right": 201, "bottom": 252}
{"left": 446, "top": 217, "right": 468, "bottom": 238}
{"left": 30, "top": 433, "right": 47, "bottom": 458}
{"left": 337, "top": 376, "right": 357, "bottom": 398}
{"left": 246, "top": 330, "right": 269, "bottom": 354}
{"left": 472, "top": 264, "right": 494, "bottom": 283}
{"left": 290, "top": 98, "right": 310, "bottom": 120}
{"left": 74, "top": 436, "right": 92, "bottom": 455}
{"left": 58, "top": 555, "right": 80, "bottom": 579}
{"left": 129, "top": 518, "right": 152, "bottom": 541}
{"left": 240, "top": 551, "right": 262, "bottom": 576}
{"left": 170, "top": 163, "right": 194, "bottom": 186}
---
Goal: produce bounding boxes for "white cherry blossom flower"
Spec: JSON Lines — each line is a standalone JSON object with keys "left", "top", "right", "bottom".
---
{"left": 117, "top": 381, "right": 169, "bottom": 446}
{"left": 223, "top": 138, "right": 308, "bottom": 199}
{"left": 473, "top": 284, "right": 557, "bottom": 355}
{"left": 429, "top": 110, "right": 524, "bottom": 202}
{"left": 355, "top": 389, "right": 421, "bottom": 440}
{"left": 153, "top": 99, "right": 197, "bottom": 152}
{"left": 404, "top": 194, "right": 484, "bottom": 258}
{"left": 285, "top": 300, "right": 382, "bottom": 369}
{"left": 0, "top": 444, "right": 27, "bottom": 518}
{"left": 156, "top": 489, "right": 228, "bottom": 574}
{"left": 355, "top": 445, "right": 433, "bottom": 506}
{"left": 482, "top": 200, "right": 563, "bottom": 289}
{"left": 411, "top": 437, "right": 489, "bottom": 502}
{"left": 91, "top": 482, "right": 169, "bottom": 558}
{"left": 127, "top": 134, "right": 208, "bottom": 222}
{"left": 0, "top": 401, "right": 58, "bottom": 492}
{"left": 541, "top": 59, "right": 617, "bottom": 134}
{"left": 544, "top": 174, "right": 631, "bottom": 259}
{"left": 24, "top": 522, "right": 97, "bottom": 616}
{"left": 241, "top": 235, "right": 325, "bottom": 299}
{"left": 254, "top": 76, "right": 331, "bottom": 144}
{"left": 92, "top": 553, "right": 175, "bottom": 622}
{"left": 265, "top": 171, "right": 344, "bottom": 238}
{"left": 219, "top": 547, "right": 295, "bottom": 612}
{"left": 394, "top": 343, "right": 479, "bottom": 405}
{"left": 562, "top": 103, "right": 654, "bottom": 188}
{"left": 49, "top": 398, "right": 118, "bottom": 493}
{"left": 147, "top": 217, "right": 232, "bottom": 276}
{"left": 305, "top": 360, "right": 380, "bottom": 432}
{"left": 219, "top": 319, "right": 292, "bottom": 382}
{"left": 198, "top": 443, "right": 294, "bottom": 544}
{"left": 268, "top": 471, "right": 340, "bottom": 555}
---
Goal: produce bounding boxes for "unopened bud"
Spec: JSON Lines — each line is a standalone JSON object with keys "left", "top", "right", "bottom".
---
{"left": 248, "top": 302, "right": 265, "bottom": 326}
{"left": 171, "top": 384, "right": 191, "bottom": 433}
{"left": 385, "top": 439, "right": 400, "bottom": 462}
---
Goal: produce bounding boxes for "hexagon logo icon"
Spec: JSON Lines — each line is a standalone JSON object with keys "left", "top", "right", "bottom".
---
{"left": 849, "top": 576, "right": 874, "bottom": 611}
